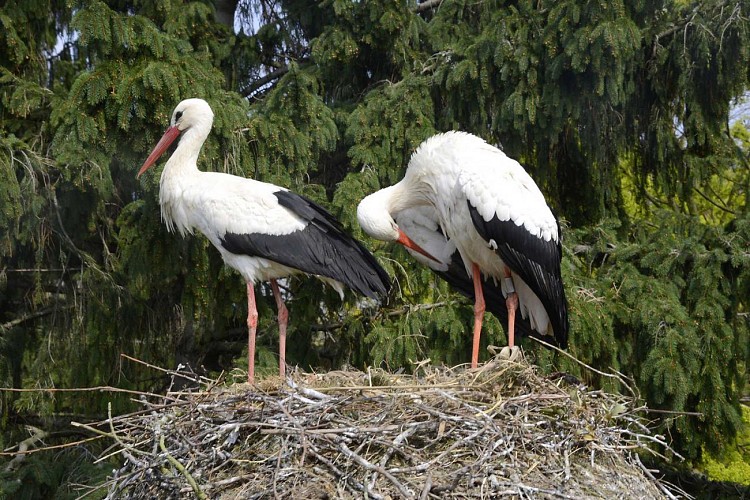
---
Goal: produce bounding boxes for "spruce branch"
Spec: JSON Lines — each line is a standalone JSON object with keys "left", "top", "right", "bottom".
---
{"left": 692, "top": 186, "right": 735, "bottom": 215}
{"left": 240, "top": 59, "right": 311, "bottom": 98}
{"left": 241, "top": 66, "right": 291, "bottom": 97}
{"left": 309, "top": 301, "right": 457, "bottom": 332}
{"left": 530, "top": 337, "right": 637, "bottom": 397}
{"left": 652, "top": 0, "right": 741, "bottom": 53}
{"left": 415, "top": 0, "right": 443, "bottom": 13}
{"left": 0, "top": 304, "right": 74, "bottom": 331}
{"left": 49, "top": 186, "right": 122, "bottom": 292}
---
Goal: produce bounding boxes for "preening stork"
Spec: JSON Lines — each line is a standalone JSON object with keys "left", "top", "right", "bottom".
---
{"left": 138, "top": 98, "right": 391, "bottom": 383}
{"left": 357, "top": 131, "right": 568, "bottom": 367}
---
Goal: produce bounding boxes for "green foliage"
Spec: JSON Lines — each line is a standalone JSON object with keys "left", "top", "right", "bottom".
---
{"left": 1, "top": 1, "right": 749, "bottom": 489}
{"left": 0, "top": 455, "right": 66, "bottom": 499}
{"left": 701, "top": 406, "right": 750, "bottom": 485}
{"left": 311, "top": 0, "right": 424, "bottom": 98}
{"left": 563, "top": 211, "right": 749, "bottom": 458}
{"left": 0, "top": 446, "right": 111, "bottom": 499}
{"left": 0, "top": 139, "right": 24, "bottom": 257}
{"left": 242, "top": 65, "right": 338, "bottom": 189}
{"left": 346, "top": 75, "right": 436, "bottom": 179}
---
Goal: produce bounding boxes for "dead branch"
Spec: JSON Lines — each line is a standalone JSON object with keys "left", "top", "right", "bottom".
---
{"left": 415, "top": 0, "right": 442, "bottom": 13}
{"left": 0, "top": 304, "right": 74, "bottom": 331}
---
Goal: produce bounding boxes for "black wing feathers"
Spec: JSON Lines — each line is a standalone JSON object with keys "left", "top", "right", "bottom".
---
{"left": 435, "top": 249, "right": 548, "bottom": 344}
{"left": 220, "top": 190, "right": 391, "bottom": 298}
{"left": 468, "top": 201, "right": 568, "bottom": 348}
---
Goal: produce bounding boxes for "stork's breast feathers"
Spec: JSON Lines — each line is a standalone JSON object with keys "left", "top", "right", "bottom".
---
{"left": 188, "top": 174, "right": 308, "bottom": 238}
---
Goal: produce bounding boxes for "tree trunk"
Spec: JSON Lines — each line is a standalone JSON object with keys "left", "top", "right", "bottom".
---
{"left": 214, "top": 0, "right": 239, "bottom": 28}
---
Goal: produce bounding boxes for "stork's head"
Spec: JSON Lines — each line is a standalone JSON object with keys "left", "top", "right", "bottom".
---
{"left": 357, "top": 185, "right": 438, "bottom": 262}
{"left": 357, "top": 188, "right": 400, "bottom": 242}
{"left": 137, "top": 98, "right": 214, "bottom": 178}
{"left": 169, "top": 98, "right": 214, "bottom": 133}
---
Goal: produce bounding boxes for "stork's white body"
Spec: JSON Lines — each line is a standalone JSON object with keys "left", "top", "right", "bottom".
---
{"left": 160, "top": 168, "right": 321, "bottom": 288}
{"left": 358, "top": 131, "right": 568, "bottom": 365}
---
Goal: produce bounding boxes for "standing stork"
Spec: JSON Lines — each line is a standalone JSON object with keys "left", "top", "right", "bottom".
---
{"left": 137, "top": 98, "right": 391, "bottom": 383}
{"left": 357, "top": 131, "right": 568, "bottom": 367}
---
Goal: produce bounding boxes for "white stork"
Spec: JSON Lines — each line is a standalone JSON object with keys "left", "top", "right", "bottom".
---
{"left": 357, "top": 131, "right": 568, "bottom": 367}
{"left": 137, "top": 98, "right": 391, "bottom": 383}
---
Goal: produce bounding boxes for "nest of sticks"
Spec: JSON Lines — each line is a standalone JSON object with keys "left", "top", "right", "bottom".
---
{"left": 75, "top": 353, "right": 684, "bottom": 499}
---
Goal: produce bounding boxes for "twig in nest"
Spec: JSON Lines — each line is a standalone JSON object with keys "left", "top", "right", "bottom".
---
{"left": 0, "top": 385, "right": 181, "bottom": 402}
{"left": 530, "top": 336, "right": 637, "bottom": 397}
{"left": 159, "top": 434, "right": 207, "bottom": 499}
{"left": 0, "top": 434, "right": 103, "bottom": 457}
{"left": 338, "top": 442, "right": 414, "bottom": 499}
{"left": 121, "top": 353, "right": 209, "bottom": 386}
{"left": 634, "top": 453, "right": 684, "bottom": 500}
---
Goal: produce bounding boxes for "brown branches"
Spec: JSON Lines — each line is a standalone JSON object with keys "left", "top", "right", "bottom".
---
{"left": 652, "top": 0, "right": 745, "bottom": 56}
{"left": 66, "top": 357, "right": 681, "bottom": 498}
{"left": 240, "top": 66, "right": 293, "bottom": 98}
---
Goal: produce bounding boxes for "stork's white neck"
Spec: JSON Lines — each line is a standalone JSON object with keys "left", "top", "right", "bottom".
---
{"left": 161, "top": 126, "right": 209, "bottom": 181}
{"left": 378, "top": 183, "right": 419, "bottom": 213}
{"left": 159, "top": 126, "right": 210, "bottom": 235}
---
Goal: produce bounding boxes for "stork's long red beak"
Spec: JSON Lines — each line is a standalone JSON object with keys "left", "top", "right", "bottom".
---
{"left": 137, "top": 125, "right": 181, "bottom": 178}
{"left": 397, "top": 230, "right": 440, "bottom": 263}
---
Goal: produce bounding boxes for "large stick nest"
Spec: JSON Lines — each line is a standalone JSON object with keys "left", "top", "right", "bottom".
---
{"left": 79, "top": 355, "right": 683, "bottom": 499}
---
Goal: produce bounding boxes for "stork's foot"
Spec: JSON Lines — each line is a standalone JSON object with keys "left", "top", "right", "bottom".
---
{"left": 499, "top": 345, "right": 523, "bottom": 362}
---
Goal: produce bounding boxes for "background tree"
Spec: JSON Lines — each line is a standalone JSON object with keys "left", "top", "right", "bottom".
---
{"left": 1, "top": 0, "right": 748, "bottom": 493}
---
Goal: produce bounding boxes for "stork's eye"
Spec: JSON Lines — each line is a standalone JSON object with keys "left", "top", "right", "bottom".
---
{"left": 175, "top": 111, "right": 183, "bottom": 121}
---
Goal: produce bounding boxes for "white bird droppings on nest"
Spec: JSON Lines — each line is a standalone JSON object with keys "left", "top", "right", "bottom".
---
{"left": 76, "top": 356, "right": 685, "bottom": 499}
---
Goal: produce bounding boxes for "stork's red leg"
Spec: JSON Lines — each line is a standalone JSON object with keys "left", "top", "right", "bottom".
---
{"left": 270, "top": 279, "right": 289, "bottom": 379}
{"left": 504, "top": 268, "right": 518, "bottom": 348}
{"left": 471, "top": 263, "right": 485, "bottom": 369}
{"left": 247, "top": 282, "right": 258, "bottom": 384}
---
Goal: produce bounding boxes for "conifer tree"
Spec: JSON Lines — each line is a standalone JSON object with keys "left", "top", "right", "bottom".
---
{"left": 1, "top": 2, "right": 748, "bottom": 486}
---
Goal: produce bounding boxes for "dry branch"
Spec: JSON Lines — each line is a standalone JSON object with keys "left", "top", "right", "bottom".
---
{"left": 69, "top": 356, "right": 683, "bottom": 499}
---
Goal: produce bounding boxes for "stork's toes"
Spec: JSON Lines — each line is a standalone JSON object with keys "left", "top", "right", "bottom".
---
{"left": 499, "top": 345, "right": 522, "bottom": 362}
